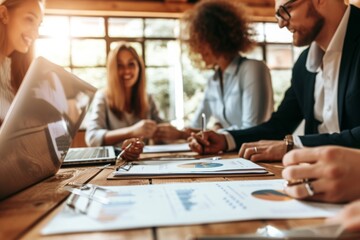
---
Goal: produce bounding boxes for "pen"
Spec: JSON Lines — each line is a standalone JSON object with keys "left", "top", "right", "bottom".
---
{"left": 285, "top": 178, "right": 316, "bottom": 187}
{"left": 201, "top": 113, "right": 206, "bottom": 133}
{"left": 116, "top": 142, "right": 133, "bottom": 163}
{"left": 201, "top": 113, "right": 206, "bottom": 154}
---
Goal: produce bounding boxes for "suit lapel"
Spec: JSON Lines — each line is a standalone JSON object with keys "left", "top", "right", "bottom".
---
{"left": 338, "top": 5, "right": 360, "bottom": 128}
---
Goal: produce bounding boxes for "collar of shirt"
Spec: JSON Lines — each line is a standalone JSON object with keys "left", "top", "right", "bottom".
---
{"left": 213, "top": 55, "right": 243, "bottom": 80}
{"left": 305, "top": 6, "right": 350, "bottom": 73}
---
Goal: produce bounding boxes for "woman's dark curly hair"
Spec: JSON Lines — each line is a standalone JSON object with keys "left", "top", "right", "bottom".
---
{"left": 182, "top": 0, "right": 255, "bottom": 68}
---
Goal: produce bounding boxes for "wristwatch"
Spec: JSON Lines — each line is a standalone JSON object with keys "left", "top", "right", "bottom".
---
{"left": 284, "top": 134, "right": 294, "bottom": 152}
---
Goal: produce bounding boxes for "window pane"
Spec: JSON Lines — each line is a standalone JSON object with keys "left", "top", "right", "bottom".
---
{"left": 70, "top": 17, "right": 105, "bottom": 37}
{"left": 110, "top": 41, "right": 143, "bottom": 58}
{"left": 182, "top": 73, "right": 210, "bottom": 124}
{"left": 71, "top": 40, "right": 106, "bottom": 66}
{"left": 271, "top": 70, "right": 292, "bottom": 109}
{"left": 40, "top": 16, "right": 69, "bottom": 37}
{"left": 72, "top": 67, "right": 107, "bottom": 89}
{"left": 264, "top": 23, "right": 292, "bottom": 43}
{"left": 251, "top": 22, "right": 265, "bottom": 42}
{"left": 145, "top": 40, "right": 177, "bottom": 67}
{"left": 35, "top": 38, "right": 70, "bottom": 66}
{"left": 145, "top": 19, "right": 179, "bottom": 38}
{"left": 108, "top": 18, "right": 143, "bottom": 37}
{"left": 266, "top": 44, "right": 293, "bottom": 69}
{"left": 146, "top": 68, "right": 171, "bottom": 119}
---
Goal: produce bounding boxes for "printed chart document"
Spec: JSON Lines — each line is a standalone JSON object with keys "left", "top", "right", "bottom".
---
{"left": 143, "top": 143, "right": 191, "bottom": 153}
{"left": 42, "top": 179, "right": 343, "bottom": 235}
{"left": 108, "top": 158, "right": 271, "bottom": 179}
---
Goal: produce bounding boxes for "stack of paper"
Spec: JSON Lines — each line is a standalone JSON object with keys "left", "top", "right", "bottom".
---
{"left": 108, "top": 158, "right": 271, "bottom": 179}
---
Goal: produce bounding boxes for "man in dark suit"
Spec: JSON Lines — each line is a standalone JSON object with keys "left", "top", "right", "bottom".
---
{"left": 188, "top": 0, "right": 360, "bottom": 161}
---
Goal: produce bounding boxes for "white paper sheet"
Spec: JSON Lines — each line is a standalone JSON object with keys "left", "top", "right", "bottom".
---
{"left": 113, "top": 158, "right": 268, "bottom": 177}
{"left": 143, "top": 143, "right": 191, "bottom": 153}
{"left": 42, "top": 179, "right": 343, "bottom": 235}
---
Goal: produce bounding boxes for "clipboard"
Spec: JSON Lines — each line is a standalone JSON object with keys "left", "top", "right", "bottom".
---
{"left": 107, "top": 170, "right": 274, "bottom": 179}
{"left": 107, "top": 158, "right": 274, "bottom": 180}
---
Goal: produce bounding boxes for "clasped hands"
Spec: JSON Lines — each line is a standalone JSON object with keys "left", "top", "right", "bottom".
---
{"left": 131, "top": 120, "right": 184, "bottom": 142}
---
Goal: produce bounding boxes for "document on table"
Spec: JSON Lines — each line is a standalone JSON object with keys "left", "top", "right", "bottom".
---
{"left": 143, "top": 143, "right": 191, "bottom": 153}
{"left": 42, "top": 179, "right": 343, "bottom": 235}
{"left": 108, "top": 158, "right": 270, "bottom": 179}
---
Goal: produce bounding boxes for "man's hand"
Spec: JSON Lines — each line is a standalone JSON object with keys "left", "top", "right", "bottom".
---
{"left": 187, "top": 130, "right": 227, "bottom": 155}
{"left": 238, "top": 140, "right": 287, "bottom": 161}
{"left": 282, "top": 146, "right": 360, "bottom": 203}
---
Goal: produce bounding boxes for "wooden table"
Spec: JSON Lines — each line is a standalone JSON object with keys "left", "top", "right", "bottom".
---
{"left": 0, "top": 152, "right": 336, "bottom": 240}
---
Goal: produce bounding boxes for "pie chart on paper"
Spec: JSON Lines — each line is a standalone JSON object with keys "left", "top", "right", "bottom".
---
{"left": 177, "top": 162, "right": 223, "bottom": 169}
{"left": 251, "top": 189, "right": 292, "bottom": 201}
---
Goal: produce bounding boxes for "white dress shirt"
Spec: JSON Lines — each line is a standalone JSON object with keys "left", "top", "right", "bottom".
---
{"left": 223, "top": 7, "right": 350, "bottom": 151}
{"left": 292, "top": 6, "right": 350, "bottom": 148}
{"left": 191, "top": 55, "right": 273, "bottom": 131}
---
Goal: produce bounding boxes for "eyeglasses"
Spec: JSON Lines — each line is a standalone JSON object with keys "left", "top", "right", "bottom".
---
{"left": 275, "top": 0, "right": 297, "bottom": 22}
{"left": 64, "top": 183, "right": 112, "bottom": 216}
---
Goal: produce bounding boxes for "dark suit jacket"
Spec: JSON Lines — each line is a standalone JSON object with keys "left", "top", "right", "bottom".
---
{"left": 228, "top": 5, "right": 360, "bottom": 149}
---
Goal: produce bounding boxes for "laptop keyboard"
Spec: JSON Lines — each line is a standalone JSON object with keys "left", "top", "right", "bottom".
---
{"left": 65, "top": 148, "right": 108, "bottom": 160}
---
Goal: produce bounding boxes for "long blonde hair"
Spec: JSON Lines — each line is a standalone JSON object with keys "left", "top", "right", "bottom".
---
{"left": 106, "top": 43, "right": 148, "bottom": 119}
{"left": 0, "top": 0, "right": 45, "bottom": 93}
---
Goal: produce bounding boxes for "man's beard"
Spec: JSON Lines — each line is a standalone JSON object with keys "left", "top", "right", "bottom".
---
{"left": 293, "top": 3, "right": 324, "bottom": 47}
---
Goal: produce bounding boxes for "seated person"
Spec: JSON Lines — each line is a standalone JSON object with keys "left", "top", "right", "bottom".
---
{"left": 188, "top": 1, "right": 360, "bottom": 162}
{"left": 182, "top": 0, "right": 273, "bottom": 132}
{"left": 0, "top": 0, "right": 45, "bottom": 127}
{"left": 85, "top": 43, "right": 183, "bottom": 147}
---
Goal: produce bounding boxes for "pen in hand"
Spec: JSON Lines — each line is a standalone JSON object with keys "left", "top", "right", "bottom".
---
{"left": 116, "top": 142, "right": 133, "bottom": 163}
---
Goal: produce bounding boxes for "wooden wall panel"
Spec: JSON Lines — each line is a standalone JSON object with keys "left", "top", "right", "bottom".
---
{"left": 45, "top": 0, "right": 276, "bottom": 21}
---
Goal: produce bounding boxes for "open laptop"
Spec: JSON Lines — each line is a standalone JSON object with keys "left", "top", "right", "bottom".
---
{"left": 62, "top": 146, "right": 117, "bottom": 166}
{"left": 0, "top": 57, "right": 99, "bottom": 200}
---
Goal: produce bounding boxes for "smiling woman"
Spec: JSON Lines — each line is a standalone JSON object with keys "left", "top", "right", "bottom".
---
{"left": 0, "top": 0, "right": 45, "bottom": 126}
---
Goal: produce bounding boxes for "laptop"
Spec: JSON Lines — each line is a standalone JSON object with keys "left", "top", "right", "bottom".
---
{"left": 62, "top": 146, "right": 117, "bottom": 166}
{"left": 0, "top": 57, "right": 97, "bottom": 200}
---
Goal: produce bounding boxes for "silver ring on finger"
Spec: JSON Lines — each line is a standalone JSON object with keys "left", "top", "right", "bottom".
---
{"left": 304, "top": 181, "right": 315, "bottom": 197}
{"left": 254, "top": 147, "right": 258, "bottom": 153}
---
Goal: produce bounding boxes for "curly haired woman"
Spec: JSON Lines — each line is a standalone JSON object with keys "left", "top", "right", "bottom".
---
{"left": 183, "top": 0, "right": 274, "bottom": 131}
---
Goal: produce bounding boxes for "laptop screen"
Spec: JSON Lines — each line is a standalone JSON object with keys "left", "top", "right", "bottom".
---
{"left": 0, "top": 57, "right": 96, "bottom": 200}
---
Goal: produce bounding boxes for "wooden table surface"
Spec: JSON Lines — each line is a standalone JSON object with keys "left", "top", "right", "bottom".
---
{"left": 0, "top": 152, "right": 336, "bottom": 240}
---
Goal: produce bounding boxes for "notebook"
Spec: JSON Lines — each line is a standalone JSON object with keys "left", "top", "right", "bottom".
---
{"left": 0, "top": 57, "right": 96, "bottom": 200}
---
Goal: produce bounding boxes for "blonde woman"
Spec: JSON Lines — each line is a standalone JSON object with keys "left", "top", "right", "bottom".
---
{"left": 86, "top": 43, "right": 181, "bottom": 147}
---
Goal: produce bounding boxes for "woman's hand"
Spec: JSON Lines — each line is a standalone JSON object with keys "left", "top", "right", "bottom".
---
{"left": 131, "top": 120, "right": 157, "bottom": 138}
{"left": 187, "top": 130, "right": 227, "bottom": 155}
{"left": 120, "top": 138, "right": 145, "bottom": 161}
{"left": 153, "top": 123, "right": 184, "bottom": 142}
